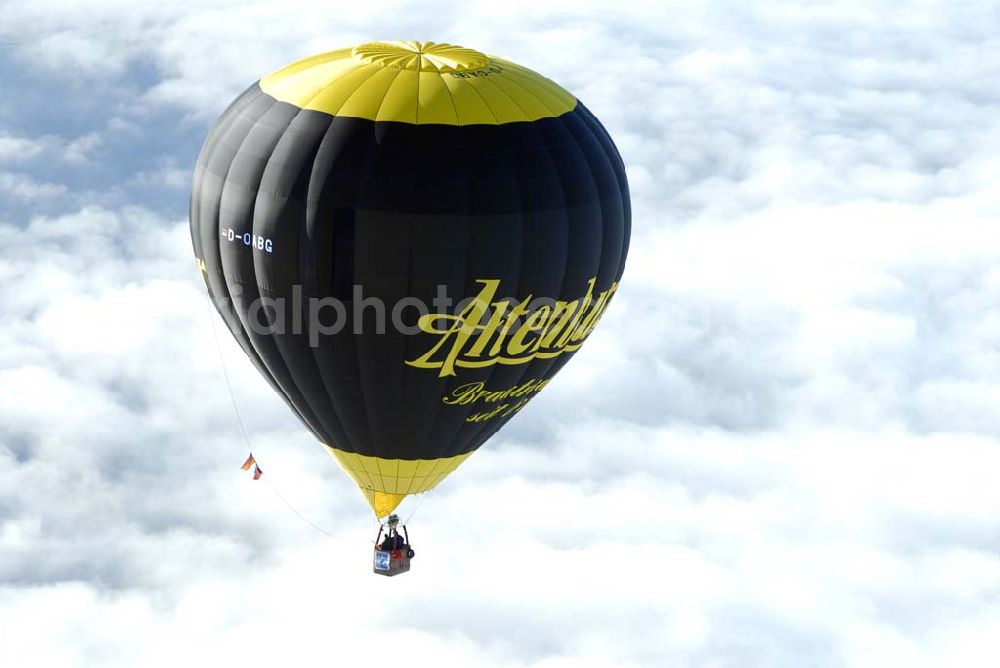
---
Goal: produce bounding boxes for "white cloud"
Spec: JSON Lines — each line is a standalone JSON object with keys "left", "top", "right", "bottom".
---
{"left": 1, "top": 1, "right": 999, "bottom": 666}
{"left": 0, "top": 131, "right": 101, "bottom": 165}
{"left": 0, "top": 133, "right": 46, "bottom": 161}
{"left": 129, "top": 165, "right": 190, "bottom": 190}
{"left": 0, "top": 171, "right": 66, "bottom": 200}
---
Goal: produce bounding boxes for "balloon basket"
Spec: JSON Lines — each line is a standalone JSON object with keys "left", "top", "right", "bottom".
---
{"left": 373, "top": 548, "right": 411, "bottom": 576}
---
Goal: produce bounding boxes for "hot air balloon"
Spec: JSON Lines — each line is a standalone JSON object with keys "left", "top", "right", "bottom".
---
{"left": 190, "top": 41, "right": 630, "bottom": 572}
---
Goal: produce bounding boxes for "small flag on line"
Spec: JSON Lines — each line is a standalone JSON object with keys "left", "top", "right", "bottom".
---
{"left": 240, "top": 454, "right": 255, "bottom": 471}
{"left": 253, "top": 464, "right": 263, "bottom": 480}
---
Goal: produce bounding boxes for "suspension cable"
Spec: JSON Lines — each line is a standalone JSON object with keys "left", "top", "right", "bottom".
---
{"left": 201, "top": 287, "right": 343, "bottom": 542}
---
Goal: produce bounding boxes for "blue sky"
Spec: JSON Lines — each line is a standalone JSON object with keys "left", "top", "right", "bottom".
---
{"left": 1, "top": 2, "right": 999, "bottom": 666}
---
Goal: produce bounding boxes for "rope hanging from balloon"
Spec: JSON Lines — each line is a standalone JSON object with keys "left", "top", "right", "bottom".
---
{"left": 201, "top": 289, "right": 344, "bottom": 542}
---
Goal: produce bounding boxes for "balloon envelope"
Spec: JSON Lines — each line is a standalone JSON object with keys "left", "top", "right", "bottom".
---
{"left": 190, "top": 41, "right": 630, "bottom": 517}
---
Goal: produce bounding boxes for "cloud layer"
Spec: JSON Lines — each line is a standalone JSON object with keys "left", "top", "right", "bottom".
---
{"left": 1, "top": 1, "right": 998, "bottom": 666}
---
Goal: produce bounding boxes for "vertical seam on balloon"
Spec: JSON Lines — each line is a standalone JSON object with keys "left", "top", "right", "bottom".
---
{"left": 544, "top": 109, "right": 604, "bottom": 388}
{"left": 371, "top": 67, "right": 407, "bottom": 122}
{"left": 458, "top": 113, "right": 568, "bottom": 449}
{"left": 400, "top": 195, "right": 421, "bottom": 485}
{"left": 224, "top": 102, "right": 328, "bottom": 435}
{"left": 418, "top": 450, "right": 446, "bottom": 489}
{"left": 399, "top": 124, "right": 458, "bottom": 462}
{"left": 512, "top": 62, "right": 576, "bottom": 114}
{"left": 577, "top": 108, "right": 612, "bottom": 297}
{"left": 414, "top": 53, "right": 422, "bottom": 125}
{"left": 191, "top": 86, "right": 248, "bottom": 264}
{"left": 194, "top": 84, "right": 258, "bottom": 182}
{"left": 332, "top": 66, "right": 397, "bottom": 119}
{"left": 264, "top": 49, "right": 354, "bottom": 87}
{"left": 496, "top": 64, "right": 562, "bottom": 118}
{"left": 462, "top": 115, "right": 573, "bottom": 452}
{"left": 447, "top": 119, "right": 535, "bottom": 458}
{"left": 302, "top": 118, "right": 359, "bottom": 455}
{"left": 431, "top": 119, "right": 479, "bottom": 460}
{"left": 521, "top": 113, "right": 579, "bottom": 396}
{"left": 209, "top": 92, "right": 314, "bottom": 428}
{"left": 395, "top": 193, "right": 452, "bottom": 463}
{"left": 293, "top": 62, "right": 367, "bottom": 114}
{"left": 458, "top": 75, "right": 501, "bottom": 124}
{"left": 237, "top": 111, "right": 306, "bottom": 406}
{"left": 254, "top": 108, "right": 344, "bottom": 446}
{"left": 353, "top": 65, "right": 409, "bottom": 467}
{"left": 579, "top": 104, "right": 630, "bottom": 279}
{"left": 402, "top": 458, "right": 415, "bottom": 496}
{"left": 438, "top": 71, "right": 463, "bottom": 125}
{"left": 373, "top": 456, "right": 387, "bottom": 497}
{"left": 402, "top": 140, "right": 472, "bottom": 474}
{"left": 193, "top": 91, "right": 251, "bottom": 363}
{"left": 299, "top": 113, "right": 349, "bottom": 446}
{"left": 475, "top": 73, "right": 533, "bottom": 122}
{"left": 451, "top": 116, "right": 488, "bottom": 459}
{"left": 577, "top": 105, "right": 628, "bottom": 281}
{"left": 347, "top": 109, "right": 391, "bottom": 463}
